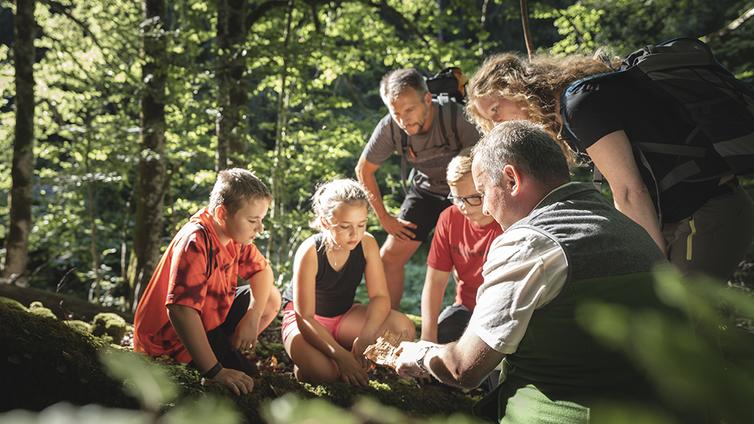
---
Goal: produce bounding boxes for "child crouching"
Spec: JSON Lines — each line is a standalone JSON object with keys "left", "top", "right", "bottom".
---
{"left": 133, "top": 168, "right": 281, "bottom": 395}
{"left": 282, "top": 179, "right": 415, "bottom": 385}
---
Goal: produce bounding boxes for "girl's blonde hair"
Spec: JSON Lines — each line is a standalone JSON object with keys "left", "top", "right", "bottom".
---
{"left": 310, "top": 178, "right": 370, "bottom": 231}
{"left": 465, "top": 52, "right": 617, "bottom": 165}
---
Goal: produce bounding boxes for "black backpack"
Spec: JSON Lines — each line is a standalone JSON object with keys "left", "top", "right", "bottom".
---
{"left": 392, "top": 67, "right": 467, "bottom": 194}
{"left": 426, "top": 67, "right": 468, "bottom": 105}
{"left": 565, "top": 38, "right": 754, "bottom": 196}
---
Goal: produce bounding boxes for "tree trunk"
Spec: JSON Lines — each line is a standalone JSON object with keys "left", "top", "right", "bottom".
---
{"left": 216, "top": 0, "right": 249, "bottom": 171}
{"left": 520, "top": 0, "right": 534, "bottom": 60}
{"left": 3, "top": 0, "right": 37, "bottom": 286}
{"left": 131, "top": 0, "right": 168, "bottom": 311}
{"left": 267, "top": 0, "right": 295, "bottom": 267}
{"left": 84, "top": 128, "right": 101, "bottom": 303}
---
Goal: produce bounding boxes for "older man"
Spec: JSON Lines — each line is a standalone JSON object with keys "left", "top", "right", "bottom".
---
{"left": 393, "top": 121, "right": 667, "bottom": 423}
{"left": 356, "top": 69, "right": 480, "bottom": 309}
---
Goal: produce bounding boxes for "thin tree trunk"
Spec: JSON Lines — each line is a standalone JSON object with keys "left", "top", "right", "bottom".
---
{"left": 267, "top": 0, "right": 295, "bottom": 266}
{"left": 84, "top": 129, "right": 101, "bottom": 302}
{"left": 520, "top": 0, "right": 534, "bottom": 60}
{"left": 131, "top": 0, "right": 168, "bottom": 311}
{"left": 3, "top": 0, "right": 36, "bottom": 286}
{"left": 479, "top": 0, "right": 490, "bottom": 56}
{"left": 216, "top": 0, "right": 249, "bottom": 171}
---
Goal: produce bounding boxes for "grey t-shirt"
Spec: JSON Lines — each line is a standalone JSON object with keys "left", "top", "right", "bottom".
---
{"left": 363, "top": 101, "right": 480, "bottom": 194}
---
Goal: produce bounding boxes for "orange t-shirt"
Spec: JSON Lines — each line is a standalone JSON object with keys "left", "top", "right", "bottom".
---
{"left": 133, "top": 208, "right": 268, "bottom": 363}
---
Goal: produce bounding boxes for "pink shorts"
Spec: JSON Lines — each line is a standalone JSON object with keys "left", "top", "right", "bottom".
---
{"left": 281, "top": 302, "right": 354, "bottom": 343}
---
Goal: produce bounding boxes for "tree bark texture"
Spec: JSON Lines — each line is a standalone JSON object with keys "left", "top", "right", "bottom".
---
{"left": 267, "top": 0, "right": 295, "bottom": 264}
{"left": 520, "top": 0, "right": 534, "bottom": 60}
{"left": 216, "top": 0, "right": 248, "bottom": 171}
{"left": 131, "top": 0, "right": 168, "bottom": 311}
{"left": 3, "top": 0, "right": 37, "bottom": 285}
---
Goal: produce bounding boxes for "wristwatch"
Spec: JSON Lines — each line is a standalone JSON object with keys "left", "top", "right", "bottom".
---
{"left": 415, "top": 345, "right": 433, "bottom": 375}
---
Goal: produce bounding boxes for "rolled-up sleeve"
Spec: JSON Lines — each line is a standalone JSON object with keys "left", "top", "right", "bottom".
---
{"left": 467, "top": 227, "right": 568, "bottom": 354}
{"left": 363, "top": 114, "right": 399, "bottom": 165}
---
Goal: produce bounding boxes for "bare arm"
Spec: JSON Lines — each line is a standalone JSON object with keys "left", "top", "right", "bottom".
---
{"left": 293, "top": 239, "right": 368, "bottom": 385}
{"left": 231, "top": 265, "right": 274, "bottom": 351}
{"left": 356, "top": 155, "right": 390, "bottom": 220}
{"left": 356, "top": 154, "right": 416, "bottom": 240}
{"left": 356, "top": 234, "right": 392, "bottom": 346}
{"left": 420, "top": 267, "right": 451, "bottom": 342}
{"left": 167, "top": 304, "right": 254, "bottom": 395}
{"left": 167, "top": 305, "right": 218, "bottom": 372}
{"left": 426, "top": 332, "right": 504, "bottom": 389}
{"left": 587, "top": 130, "right": 666, "bottom": 254}
{"left": 395, "top": 331, "right": 504, "bottom": 389}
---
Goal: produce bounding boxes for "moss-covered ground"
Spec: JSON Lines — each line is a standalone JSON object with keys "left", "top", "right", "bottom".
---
{"left": 0, "top": 296, "right": 481, "bottom": 422}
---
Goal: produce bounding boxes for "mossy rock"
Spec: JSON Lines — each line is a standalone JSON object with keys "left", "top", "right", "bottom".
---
{"left": 0, "top": 296, "right": 27, "bottom": 312}
{"left": 65, "top": 320, "right": 92, "bottom": 334}
{"left": 28, "top": 301, "right": 58, "bottom": 320}
{"left": 91, "top": 312, "right": 127, "bottom": 342}
{"left": 0, "top": 300, "right": 136, "bottom": 410}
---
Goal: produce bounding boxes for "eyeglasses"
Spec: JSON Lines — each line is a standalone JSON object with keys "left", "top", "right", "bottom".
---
{"left": 447, "top": 193, "right": 483, "bottom": 207}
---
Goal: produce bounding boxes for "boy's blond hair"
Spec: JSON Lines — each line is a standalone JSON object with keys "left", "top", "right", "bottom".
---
{"left": 446, "top": 147, "right": 474, "bottom": 186}
{"left": 209, "top": 168, "right": 272, "bottom": 215}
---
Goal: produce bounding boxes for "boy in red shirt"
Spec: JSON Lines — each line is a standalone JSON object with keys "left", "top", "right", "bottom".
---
{"left": 134, "top": 168, "right": 281, "bottom": 395}
{"left": 421, "top": 149, "right": 502, "bottom": 344}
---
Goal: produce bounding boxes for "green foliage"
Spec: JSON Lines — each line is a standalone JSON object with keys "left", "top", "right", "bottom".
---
{"left": 100, "top": 349, "right": 179, "bottom": 412}
{"left": 263, "top": 393, "right": 484, "bottom": 424}
{"left": 1, "top": 0, "right": 752, "bottom": 325}
{"left": 577, "top": 265, "right": 754, "bottom": 423}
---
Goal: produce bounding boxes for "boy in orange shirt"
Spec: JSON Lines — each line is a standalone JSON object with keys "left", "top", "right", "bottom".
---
{"left": 134, "top": 168, "right": 281, "bottom": 395}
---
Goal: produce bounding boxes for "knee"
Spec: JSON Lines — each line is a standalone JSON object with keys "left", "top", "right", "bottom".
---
{"left": 381, "top": 245, "right": 412, "bottom": 266}
{"left": 388, "top": 312, "right": 416, "bottom": 340}
{"left": 267, "top": 289, "right": 282, "bottom": 314}
{"left": 293, "top": 363, "right": 338, "bottom": 384}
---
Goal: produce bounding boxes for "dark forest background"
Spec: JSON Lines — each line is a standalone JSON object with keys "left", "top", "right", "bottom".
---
{"left": 1, "top": 0, "right": 753, "bottom": 315}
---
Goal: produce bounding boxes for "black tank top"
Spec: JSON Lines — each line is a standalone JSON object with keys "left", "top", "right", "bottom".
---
{"left": 282, "top": 233, "right": 366, "bottom": 317}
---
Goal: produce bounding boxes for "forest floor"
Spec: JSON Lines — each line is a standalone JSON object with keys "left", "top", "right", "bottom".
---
{"left": 0, "top": 289, "right": 482, "bottom": 423}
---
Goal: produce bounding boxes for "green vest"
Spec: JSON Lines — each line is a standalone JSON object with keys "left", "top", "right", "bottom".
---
{"left": 476, "top": 183, "right": 667, "bottom": 423}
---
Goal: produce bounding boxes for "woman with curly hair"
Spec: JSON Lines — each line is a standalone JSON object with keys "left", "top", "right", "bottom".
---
{"left": 465, "top": 51, "right": 754, "bottom": 282}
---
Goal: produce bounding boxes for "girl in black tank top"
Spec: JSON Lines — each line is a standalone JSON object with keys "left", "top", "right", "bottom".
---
{"left": 281, "top": 179, "right": 416, "bottom": 386}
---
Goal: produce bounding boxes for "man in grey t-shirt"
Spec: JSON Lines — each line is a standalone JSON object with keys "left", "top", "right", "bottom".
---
{"left": 355, "top": 69, "right": 480, "bottom": 309}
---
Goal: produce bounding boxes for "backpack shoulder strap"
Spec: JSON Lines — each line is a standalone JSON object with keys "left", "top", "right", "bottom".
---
{"left": 391, "top": 118, "right": 410, "bottom": 195}
{"left": 447, "top": 100, "right": 461, "bottom": 151}
{"left": 189, "top": 222, "right": 214, "bottom": 277}
{"left": 436, "top": 98, "right": 450, "bottom": 149}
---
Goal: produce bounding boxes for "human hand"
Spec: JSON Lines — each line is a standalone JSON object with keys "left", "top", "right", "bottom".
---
{"left": 231, "top": 314, "right": 259, "bottom": 357}
{"left": 394, "top": 340, "right": 434, "bottom": 379}
{"left": 380, "top": 215, "right": 417, "bottom": 241}
{"left": 206, "top": 367, "right": 255, "bottom": 396}
{"left": 351, "top": 336, "right": 373, "bottom": 369}
{"left": 335, "top": 351, "right": 369, "bottom": 387}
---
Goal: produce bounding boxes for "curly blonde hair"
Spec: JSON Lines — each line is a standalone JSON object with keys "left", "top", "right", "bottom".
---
{"left": 466, "top": 52, "right": 616, "bottom": 165}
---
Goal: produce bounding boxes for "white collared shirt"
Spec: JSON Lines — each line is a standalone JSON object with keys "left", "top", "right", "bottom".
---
{"left": 467, "top": 226, "right": 568, "bottom": 354}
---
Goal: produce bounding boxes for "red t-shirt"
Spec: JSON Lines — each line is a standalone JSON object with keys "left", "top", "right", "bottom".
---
{"left": 427, "top": 205, "right": 503, "bottom": 310}
{"left": 133, "top": 208, "right": 268, "bottom": 363}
